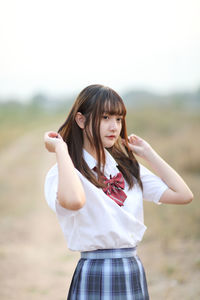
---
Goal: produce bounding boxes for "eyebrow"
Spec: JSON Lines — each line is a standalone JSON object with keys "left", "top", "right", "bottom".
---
{"left": 103, "top": 111, "right": 123, "bottom": 116}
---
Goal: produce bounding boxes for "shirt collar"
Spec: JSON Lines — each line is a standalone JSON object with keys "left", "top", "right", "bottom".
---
{"left": 83, "top": 148, "right": 118, "bottom": 177}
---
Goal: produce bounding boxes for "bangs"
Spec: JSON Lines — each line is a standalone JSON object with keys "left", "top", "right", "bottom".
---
{"left": 101, "top": 95, "right": 126, "bottom": 117}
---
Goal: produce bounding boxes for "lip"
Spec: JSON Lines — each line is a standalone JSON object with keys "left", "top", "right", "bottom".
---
{"left": 106, "top": 135, "right": 116, "bottom": 139}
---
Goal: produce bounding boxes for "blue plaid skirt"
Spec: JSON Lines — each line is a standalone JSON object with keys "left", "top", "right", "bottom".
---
{"left": 67, "top": 248, "right": 149, "bottom": 300}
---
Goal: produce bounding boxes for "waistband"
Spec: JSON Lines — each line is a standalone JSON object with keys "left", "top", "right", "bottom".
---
{"left": 81, "top": 247, "right": 137, "bottom": 259}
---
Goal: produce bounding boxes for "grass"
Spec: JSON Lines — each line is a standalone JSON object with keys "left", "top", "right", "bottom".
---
{"left": 0, "top": 101, "right": 69, "bottom": 150}
{"left": 0, "top": 102, "right": 199, "bottom": 239}
{"left": 0, "top": 101, "right": 199, "bottom": 300}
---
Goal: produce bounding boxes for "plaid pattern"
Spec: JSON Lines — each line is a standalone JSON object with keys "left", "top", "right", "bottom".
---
{"left": 67, "top": 248, "right": 149, "bottom": 300}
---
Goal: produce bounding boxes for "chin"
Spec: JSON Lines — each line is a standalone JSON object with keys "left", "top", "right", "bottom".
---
{"left": 104, "top": 143, "right": 115, "bottom": 149}
{"left": 102, "top": 139, "right": 116, "bottom": 149}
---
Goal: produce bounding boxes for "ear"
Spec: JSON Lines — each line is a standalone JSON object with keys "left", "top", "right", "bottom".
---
{"left": 75, "top": 112, "right": 86, "bottom": 129}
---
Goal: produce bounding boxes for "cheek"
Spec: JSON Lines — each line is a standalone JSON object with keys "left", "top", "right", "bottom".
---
{"left": 99, "top": 121, "right": 106, "bottom": 133}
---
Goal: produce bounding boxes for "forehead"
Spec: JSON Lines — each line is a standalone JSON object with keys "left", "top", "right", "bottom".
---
{"left": 103, "top": 99, "right": 126, "bottom": 116}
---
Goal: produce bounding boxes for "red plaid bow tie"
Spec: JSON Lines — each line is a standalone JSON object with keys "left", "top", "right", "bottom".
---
{"left": 94, "top": 167, "right": 127, "bottom": 206}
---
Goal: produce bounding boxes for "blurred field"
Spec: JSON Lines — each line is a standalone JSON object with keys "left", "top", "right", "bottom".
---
{"left": 0, "top": 102, "right": 199, "bottom": 299}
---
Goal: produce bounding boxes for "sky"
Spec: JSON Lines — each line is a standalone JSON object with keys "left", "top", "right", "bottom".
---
{"left": 0, "top": 0, "right": 200, "bottom": 100}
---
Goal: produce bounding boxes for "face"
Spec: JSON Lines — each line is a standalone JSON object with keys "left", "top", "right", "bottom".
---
{"left": 100, "top": 113, "right": 122, "bottom": 148}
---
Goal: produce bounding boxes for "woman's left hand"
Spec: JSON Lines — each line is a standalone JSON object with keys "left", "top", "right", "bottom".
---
{"left": 125, "top": 134, "right": 153, "bottom": 159}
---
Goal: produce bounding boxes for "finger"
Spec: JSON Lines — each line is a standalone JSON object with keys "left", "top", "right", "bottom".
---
{"left": 44, "top": 132, "right": 59, "bottom": 141}
{"left": 128, "top": 134, "right": 142, "bottom": 143}
{"left": 132, "top": 134, "right": 142, "bottom": 141}
{"left": 128, "top": 136, "right": 137, "bottom": 144}
{"left": 48, "top": 132, "right": 59, "bottom": 138}
{"left": 128, "top": 134, "right": 138, "bottom": 139}
{"left": 121, "top": 138, "right": 131, "bottom": 146}
{"left": 128, "top": 134, "right": 137, "bottom": 141}
{"left": 56, "top": 133, "right": 63, "bottom": 140}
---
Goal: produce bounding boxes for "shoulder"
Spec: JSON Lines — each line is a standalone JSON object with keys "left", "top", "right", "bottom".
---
{"left": 139, "top": 163, "right": 152, "bottom": 176}
{"left": 138, "top": 162, "right": 165, "bottom": 183}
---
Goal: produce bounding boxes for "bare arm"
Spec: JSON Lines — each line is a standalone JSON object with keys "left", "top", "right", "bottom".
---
{"left": 44, "top": 131, "right": 86, "bottom": 210}
{"left": 126, "top": 134, "right": 193, "bottom": 205}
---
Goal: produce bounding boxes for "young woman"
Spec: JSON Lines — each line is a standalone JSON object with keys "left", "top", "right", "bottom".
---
{"left": 44, "top": 84, "right": 193, "bottom": 300}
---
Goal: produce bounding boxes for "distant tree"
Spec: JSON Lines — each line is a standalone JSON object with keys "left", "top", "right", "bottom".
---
{"left": 196, "top": 86, "right": 200, "bottom": 100}
{"left": 30, "top": 93, "right": 48, "bottom": 108}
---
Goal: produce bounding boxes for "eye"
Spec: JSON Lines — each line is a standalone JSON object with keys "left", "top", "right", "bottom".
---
{"left": 116, "top": 116, "right": 122, "bottom": 122}
{"left": 102, "top": 115, "right": 109, "bottom": 120}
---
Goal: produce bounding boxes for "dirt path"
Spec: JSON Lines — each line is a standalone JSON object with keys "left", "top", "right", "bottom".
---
{"left": 0, "top": 129, "right": 79, "bottom": 300}
{"left": 0, "top": 129, "right": 199, "bottom": 299}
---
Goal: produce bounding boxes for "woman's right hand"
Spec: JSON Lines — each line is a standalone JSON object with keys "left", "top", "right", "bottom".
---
{"left": 44, "top": 131, "right": 67, "bottom": 153}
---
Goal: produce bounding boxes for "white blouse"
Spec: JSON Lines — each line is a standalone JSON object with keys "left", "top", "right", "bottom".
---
{"left": 44, "top": 149, "right": 168, "bottom": 252}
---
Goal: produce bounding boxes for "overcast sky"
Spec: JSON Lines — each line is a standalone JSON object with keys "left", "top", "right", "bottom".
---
{"left": 0, "top": 0, "right": 200, "bottom": 100}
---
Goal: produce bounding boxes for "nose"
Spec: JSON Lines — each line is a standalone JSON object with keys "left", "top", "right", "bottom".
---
{"left": 109, "top": 119, "right": 118, "bottom": 131}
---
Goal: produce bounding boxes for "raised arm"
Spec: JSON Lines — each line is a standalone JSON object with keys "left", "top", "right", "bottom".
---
{"left": 44, "top": 131, "right": 86, "bottom": 210}
{"left": 126, "top": 134, "right": 193, "bottom": 205}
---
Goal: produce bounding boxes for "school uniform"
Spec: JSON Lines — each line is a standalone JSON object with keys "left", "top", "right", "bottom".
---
{"left": 44, "top": 149, "right": 168, "bottom": 299}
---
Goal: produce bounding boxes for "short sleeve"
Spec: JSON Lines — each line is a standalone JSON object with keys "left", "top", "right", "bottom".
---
{"left": 139, "top": 163, "right": 169, "bottom": 205}
{"left": 44, "top": 164, "right": 78, "bottom": 216}
{"left": 44, "top": 164, "right": 59, "bottom": 212}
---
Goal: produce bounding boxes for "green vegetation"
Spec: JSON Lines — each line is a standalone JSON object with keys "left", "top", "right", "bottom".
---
{"left": 0, "top": 101, "right": 70, "bottom": 149}
{"left": 0, "top": 98, "right": 199, "bottom": 299}
{"left": 0, "top": 99, "right": 199, "bottom": 240}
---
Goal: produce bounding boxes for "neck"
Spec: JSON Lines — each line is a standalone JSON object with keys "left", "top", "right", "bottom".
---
{"left": 83, "top": 140, "right": 107, "bottom": 162}
{"left": 83, "top": 140, "right": 97, "bottom": 160}
{"left": 82, "top": 131, "right": 106, "bottom": 161}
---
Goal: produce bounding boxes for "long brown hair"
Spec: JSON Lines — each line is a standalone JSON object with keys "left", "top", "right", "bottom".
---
{"left": 58, "top": 84, "right": 142, "bottom": 190}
